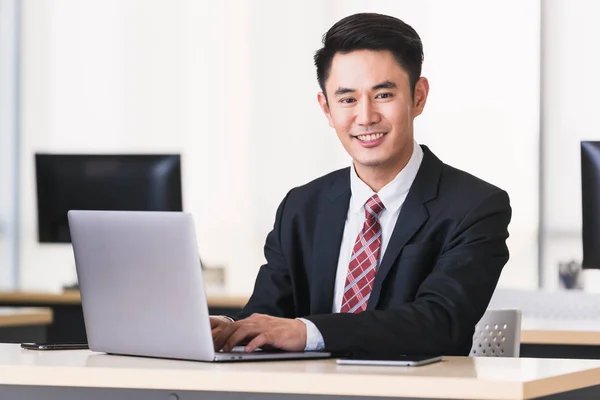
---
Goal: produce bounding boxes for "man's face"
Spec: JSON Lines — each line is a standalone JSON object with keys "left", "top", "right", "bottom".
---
{"left": 318, "top": 50, "right": 428, "bottom": 174}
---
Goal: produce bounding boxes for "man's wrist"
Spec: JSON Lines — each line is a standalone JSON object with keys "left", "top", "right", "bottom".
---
{"left": 297, "top": 317, "right": 326, "bottom": 351}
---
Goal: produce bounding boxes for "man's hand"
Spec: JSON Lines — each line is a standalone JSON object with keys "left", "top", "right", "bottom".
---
{"left": 210, "top": 316, "right": 233, "bottom": 343}
{"left": 213, "top": 313, "right": 307, "bottom": 353}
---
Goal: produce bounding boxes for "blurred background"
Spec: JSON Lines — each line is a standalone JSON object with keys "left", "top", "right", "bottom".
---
{"left": 0, "top": 0, "right": 596, "bottom": 295}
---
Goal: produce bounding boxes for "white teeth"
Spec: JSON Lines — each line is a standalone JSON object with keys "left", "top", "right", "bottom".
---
{"left": 356, "top": 133, "right": 384, "bottom": 141}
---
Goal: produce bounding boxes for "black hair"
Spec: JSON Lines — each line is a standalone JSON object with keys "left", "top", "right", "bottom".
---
{"left": 314, "top": 13, "right": 424, "bottom": 98}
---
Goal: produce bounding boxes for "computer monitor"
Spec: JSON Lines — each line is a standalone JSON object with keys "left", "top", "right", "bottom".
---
{"left": 581, "top": 142, "right": 600, "bottom": 269}
{"left": 35, "top": 154, "right": 183, "bottom": 243}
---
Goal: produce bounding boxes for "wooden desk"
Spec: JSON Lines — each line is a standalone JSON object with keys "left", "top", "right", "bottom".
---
{"left": 0, "top": 290, "right": 249, "bottom": 308}
{"left": 0, "top": 308, "right": 52, "bottom": 328}
{"left": 1, "top": 345, "right": 600, "bottom": 399}
{"left": 522, "top": 319, "right": 600, "bottom": 346}
{"left": 206, "top": 293, "right": 249, "bottom": 309}
{"left": 0, "top": 308, "right": 52, "bottom": 343}
{"left": 0, "top": 291, "right": 82, "bottom": 305}
{"left": 520, "top": 318, "right": 600, "bottom": 359}
{"left": 0, "top": 292, "right": 86, "bottom": 343}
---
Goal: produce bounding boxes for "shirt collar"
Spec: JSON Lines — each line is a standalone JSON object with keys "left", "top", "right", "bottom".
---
{"left": 349, "top": 141, "right": 424, "bottom": 215}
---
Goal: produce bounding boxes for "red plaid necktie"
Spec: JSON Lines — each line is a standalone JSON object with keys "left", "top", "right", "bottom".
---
{"left": 340, "top": 194, "right": 385, "bottom": 313}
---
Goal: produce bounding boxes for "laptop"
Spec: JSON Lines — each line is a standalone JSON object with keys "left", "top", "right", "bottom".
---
{"left": 67, "top": 210, "right": 330, "bottom": 362}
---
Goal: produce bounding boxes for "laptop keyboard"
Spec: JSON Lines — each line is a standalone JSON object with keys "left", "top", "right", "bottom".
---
{"left": 220, "top": 346, "right": 263, "bottom": 354}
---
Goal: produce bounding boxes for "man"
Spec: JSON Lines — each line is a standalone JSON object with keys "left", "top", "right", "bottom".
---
{"left": 212, "top": 12, "right": 511, "bottom": 357}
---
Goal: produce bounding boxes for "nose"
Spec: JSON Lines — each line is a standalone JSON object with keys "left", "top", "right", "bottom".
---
{"left": 355, "top": 98, "right": 381, "bottom": 127}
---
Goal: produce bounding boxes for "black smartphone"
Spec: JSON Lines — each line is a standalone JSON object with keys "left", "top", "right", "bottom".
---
{"left": 21, "top": 342, "right": 89, "bottom": 350}
{"left": 336, "top": 354, "right": 443, "bottom": 366}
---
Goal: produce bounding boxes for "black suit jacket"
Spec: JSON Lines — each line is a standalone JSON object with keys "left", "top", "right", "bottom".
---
{"left": 238, "top": 145, "right": 511, "bottom": 356}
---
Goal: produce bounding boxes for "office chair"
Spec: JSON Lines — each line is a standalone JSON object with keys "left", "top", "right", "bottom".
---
{"left": 471, "top": 309, "right": 522, "bottom": 357}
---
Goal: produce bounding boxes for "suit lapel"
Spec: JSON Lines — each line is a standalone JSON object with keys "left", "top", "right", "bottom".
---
{"left": 310, "top": 170, "right": 351, "bottom": 315}
{"left": 367, "top": 146, "right": 442, "bottom": 310}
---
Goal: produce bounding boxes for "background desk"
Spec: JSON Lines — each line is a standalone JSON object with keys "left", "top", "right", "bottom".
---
{"left": 1, "top": 344, "right": 600, "bottom": 399}
{"left": 0, "top": 291, "right": 248, "bottom": 343}
{"left": 0, "top": 308, "right": 52, "bottom": 343}
{"left": 521, "top": 318, "right": 600, "bottom": 359}
{"left": 489, "top": 289, "right": 600, "bottom": 359}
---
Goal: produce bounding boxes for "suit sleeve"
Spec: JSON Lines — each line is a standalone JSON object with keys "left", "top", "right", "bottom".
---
{"left": 237, "top": 190, "right": 295, "bottom": 319}
{"left": 304, "top": 189, "right": 511, "bottom": 356}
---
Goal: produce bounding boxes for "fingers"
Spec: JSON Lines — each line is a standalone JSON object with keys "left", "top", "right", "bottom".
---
{"left": 213, "top": 321, "right": 238, "bottom": 351}
{"left": 214, "top": 314, "right": 276, "bottom": 352}
{"left": 210, "top": 316, "right": 230, "bottom": 329}
{"left": 211, "top": 326, "right": 223, "bottom": 341}
{"left": 223, "top": 324, "right": 258, "bottom": 352}
{"left": 210, "top": 316, "right": 233, "bottom": 345}
{"left": 245, "top": 333, "right": 269, "bottom": 352}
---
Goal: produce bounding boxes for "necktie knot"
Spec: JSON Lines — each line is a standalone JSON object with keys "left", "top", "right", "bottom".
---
{"left": 364, "top": 194, "right": 385, "bottom": 220}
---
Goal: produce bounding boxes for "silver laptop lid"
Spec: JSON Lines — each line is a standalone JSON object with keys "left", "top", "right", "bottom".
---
{"left": 68, "top": 210, "right": 216, "bottom": 361}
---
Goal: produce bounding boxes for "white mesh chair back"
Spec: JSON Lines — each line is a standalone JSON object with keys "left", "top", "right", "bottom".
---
{"left": 471, "top": 309, "right": 521, "bottom": 357}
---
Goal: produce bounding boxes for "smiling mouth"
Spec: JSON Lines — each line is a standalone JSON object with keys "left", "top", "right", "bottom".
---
{"left": 354, "top": 132, "right": 386, "bottom": 142}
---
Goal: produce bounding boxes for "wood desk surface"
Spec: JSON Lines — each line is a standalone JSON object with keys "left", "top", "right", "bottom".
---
{"left": 521, "top": 318, "right": 600, "bottom": 345}
{"left": 0, "top": 291, "right": 249, "bottom": 308}
{"left": 0, "top": 308, "right": 53, "bottom": 328}
{"left": 0, "top": 345, "right": 600, "bottom": 399}
{"left": 0, "top": 291, "right": 82, "bottom": 305}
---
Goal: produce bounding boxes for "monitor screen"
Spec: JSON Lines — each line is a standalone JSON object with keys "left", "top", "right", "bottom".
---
{"left": 35, "top": 154, "right": 183, "bottom": 243}
{"left": 581, "top": 142, "right": 600, "bottom": 269}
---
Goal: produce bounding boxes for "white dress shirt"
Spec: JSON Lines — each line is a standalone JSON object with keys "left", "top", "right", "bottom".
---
{"left": 300, "top": 141, "right": 424, "bottom": 351}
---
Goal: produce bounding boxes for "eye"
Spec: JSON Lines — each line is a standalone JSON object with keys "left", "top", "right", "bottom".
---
{"left": 376, "top": 93, "right": 393, "bottom": 99}
{"left": 339, "top": 97, "right": 356, "bottom": 104}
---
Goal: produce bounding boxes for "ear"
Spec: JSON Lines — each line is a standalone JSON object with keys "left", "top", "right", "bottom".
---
{"left": 412, "top": 77, "right": 429, "bottom": 118}
{"left": 317, "top": 92, "right": 335, "bottom": 128}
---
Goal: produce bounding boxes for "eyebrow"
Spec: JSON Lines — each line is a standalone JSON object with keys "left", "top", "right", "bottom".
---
{"left": 334, "top": 80, "right": 398, "bottom": 96}
{"left": 372, "top": 80, "right": 397, "bottom": 90}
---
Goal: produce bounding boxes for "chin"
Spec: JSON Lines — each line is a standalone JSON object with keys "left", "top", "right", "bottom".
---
{"left": 354, "top": 157, "right": 389, "bottom": 168}
{"left": 349, "top": 150, "right": 386, "bottom": 167}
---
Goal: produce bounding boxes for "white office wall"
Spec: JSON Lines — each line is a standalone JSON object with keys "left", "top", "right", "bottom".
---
{"left": 19, "top": 0, "right": 540, "bottom": 292}
{"left": 541, "top": 0, "right": 600, "bottom": 289}
{"left": 0, "top": 0, "right": 19, "bottom": 289}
